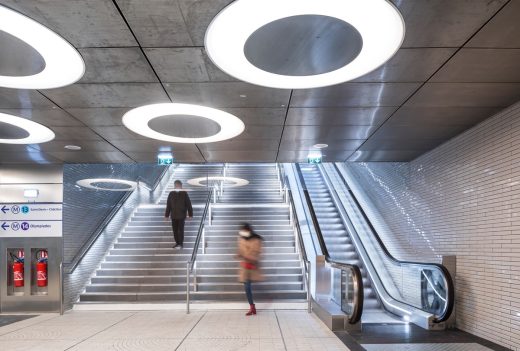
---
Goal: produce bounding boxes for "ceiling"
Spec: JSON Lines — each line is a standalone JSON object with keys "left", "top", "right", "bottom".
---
{"left": 0, "top": 0, "right": 519, "bottom": 164}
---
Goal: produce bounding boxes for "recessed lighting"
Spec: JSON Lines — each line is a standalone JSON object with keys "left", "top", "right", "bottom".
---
{"left": 205, "top": 0, "right": 405, "bottom": 89}
{"left": 64, "top": 145, "right": 81, "bottom": 151}
{"left": 313, "top": 143, "right": 328, "bottom": 149}
{"left": 122, "top": 103, "right": 245, "bottom": 143}
{"left": 0, "top": 112, "right": 55, "bottom": 144}
{"left": 76, "top": 178, "right": 137, "bottom": 192}
{"left": 188, "top": 176, "right": 249, "bottom": 188}
{"left": 0, "top": 5, "right": 85, "bottom": 89}
{"left": 239, "top": 94, "right": 247, "bottom": 98}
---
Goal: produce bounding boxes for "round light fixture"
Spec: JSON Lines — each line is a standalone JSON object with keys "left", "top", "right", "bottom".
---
{"left": 0, "top": 112, "right": 55, "bottom": 144}
{"left": 205, "top": 0, "right": 405, "bottom": 89}
{"left": 0, "top": 5, "right": 85, "bottom": 89}
{"left": 64, "top": 145, "right": 82, "bottom": 150}
{"left": 76, "top": 178, "right": 137, "bottom": 192}
{"left": 187, "top": 176, "right": 249, "bottom": 188}
{"left": 313, "top": 144, "right": 328, "bottom": 149}
{"left": 122, "top": 103, "right": 245, "bottom": 143}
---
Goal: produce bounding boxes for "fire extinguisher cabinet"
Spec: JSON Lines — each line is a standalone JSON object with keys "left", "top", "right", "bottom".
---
{"left": 0, "top": 238, "right": 62, "bottom": 313}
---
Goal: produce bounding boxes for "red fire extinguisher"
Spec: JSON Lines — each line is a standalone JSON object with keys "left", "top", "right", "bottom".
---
{"left": 36, "top": 250, "right": 48, "bottom": 287}
{"left": 11, "top": 250, "right": 24, "bottom": 288}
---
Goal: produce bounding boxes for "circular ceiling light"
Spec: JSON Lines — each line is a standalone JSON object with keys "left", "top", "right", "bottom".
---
{"left": 76, "top": 178, "right": 137, "bottom": 192}
{"left": 64, "top": 145, "right": 82, "bottom": 150}
{"left": 188, "top": 176, "right": 249, "bottom": 188}
{"left": 205, "top": 0, "right": 405, "bottom": 89}
{"left": 313, "top": 144, "right": 328, "bottom": 149}
{"left": 122, "top": 103, "right": 245, "bottom": 143}
{"left": 0, "top": 112, "right": 55, "bottom": 144}
{"left": 0, "top": 5, "right": 85, "bottom": 89}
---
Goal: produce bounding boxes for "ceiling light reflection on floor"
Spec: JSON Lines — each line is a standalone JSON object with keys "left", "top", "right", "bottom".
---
{"left": 205, "top": 0, "right": 405, "bottom": 89}
{"left": 0, "top": 112, "right": 55, "bottom": 144}
{"left": 0, "top": 5, "right": 85, "bottom": 89}
{"left": 122, "top": 103, "right": 245, "bottom": 143}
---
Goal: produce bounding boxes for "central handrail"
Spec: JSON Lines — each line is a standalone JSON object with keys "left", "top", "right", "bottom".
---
{"left": 332, "top": 163, "right": 455, "bottom": 323}
{"left": 294, "top": 164, "right": 364, "bottom": 324}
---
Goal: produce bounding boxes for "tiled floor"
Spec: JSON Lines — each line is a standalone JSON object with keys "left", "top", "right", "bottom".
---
{"left": 0, "top": 310, "right": 349, "bottom": 351}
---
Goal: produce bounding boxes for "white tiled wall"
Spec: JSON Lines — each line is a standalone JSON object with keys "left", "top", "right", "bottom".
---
{"left": 345, "top": 102, "right": 520, "bottom": 351}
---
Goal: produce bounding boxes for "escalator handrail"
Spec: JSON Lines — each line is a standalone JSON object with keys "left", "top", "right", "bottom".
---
{"left": 295, "top": 164, "right": 364, "bottom": 324}
{"left": 332, "top": 163, "right": 455, "bottom": 323}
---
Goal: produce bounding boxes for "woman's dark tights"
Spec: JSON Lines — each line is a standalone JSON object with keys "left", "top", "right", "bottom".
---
{"left": 244, "top": 281, "right": 253, "bottom": 304}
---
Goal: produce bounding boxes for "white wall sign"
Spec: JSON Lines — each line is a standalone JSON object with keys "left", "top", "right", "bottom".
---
{"left": 0, "top": 203, "right": 62, "bottom": 237}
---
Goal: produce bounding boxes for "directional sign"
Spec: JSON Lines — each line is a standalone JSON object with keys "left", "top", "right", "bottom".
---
{"left": 0, "top": 203, "right": 62, "bottom": 221}
{"left": 1, "top": 205, "right": 8, "bottom": 214}
{"left": 0, "top": 203, "right": 62, "bottom": 237}
{"left": 1, "top": 222, "right": 8, "bottom": 230}
{"left": 0, "top": 220, "right": 62, "bottom": 237}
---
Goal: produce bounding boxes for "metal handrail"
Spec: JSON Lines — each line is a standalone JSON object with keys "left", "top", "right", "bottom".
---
{"left": 294, "top": 164, "right": 364, "bottom": 324}
{"left": 332, "top": 163, "right": 455, "bottom": 323}
{"left": 186, "top": 191, "right": 212, "bottom": 313}
{"left": 65, "top": 166, "right": 172, "bottom": 274}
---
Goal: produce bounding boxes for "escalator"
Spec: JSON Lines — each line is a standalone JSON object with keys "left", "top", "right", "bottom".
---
{"left": 293, "top": 163, "right": 454, "bottom": 329}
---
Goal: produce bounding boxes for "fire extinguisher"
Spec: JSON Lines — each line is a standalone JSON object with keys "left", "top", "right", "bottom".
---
{"left": 10, "top": 250, "right": 24, "bottom": 288}
{"left": 36, "top": 250, "right": 48, "bottom": 287}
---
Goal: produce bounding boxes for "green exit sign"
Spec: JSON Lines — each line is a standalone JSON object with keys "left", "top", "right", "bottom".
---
{"left": 158, "top": 154, "right": 174, "bottom": 165}
{"left": 307, "top": 152, "right": 322, "bottom": 164}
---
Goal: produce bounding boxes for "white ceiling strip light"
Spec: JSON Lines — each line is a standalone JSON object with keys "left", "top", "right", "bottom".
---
{"left": 0, "top": 5, "right": 85, "bottom": 89}
{"left": 205, "top": 0, "right": 405, "bottom": 89}
{"left": 0, "top": 112, "right": 55, "bottom": 144}
{"left": 122, "top": 103, "right": 245, "bottom": 143}
{"left": 76, "top": 179, "right": 137, "bottom": 191}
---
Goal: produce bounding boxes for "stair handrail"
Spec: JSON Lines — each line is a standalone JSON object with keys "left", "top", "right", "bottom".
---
{"left": 186, "top": 190, "right": 212, "bottom": 313}
{"left": 331, "top": 163, "right": 455, "bottom": 323}
{"left": 294, "top": 164, "right": 364, "bottom": 324}
{"left": 65, "top": 165, "right": 172, "bottom": 274}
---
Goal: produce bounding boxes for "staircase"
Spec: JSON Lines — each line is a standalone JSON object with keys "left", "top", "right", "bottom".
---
{"left": 299, "top": 164, "right": 382, "bottom": 314}
{"left": 78, "top": 163, "right": 306, "bottom": 303}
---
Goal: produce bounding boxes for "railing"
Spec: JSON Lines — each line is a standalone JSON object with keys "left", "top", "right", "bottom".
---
{"left": 65, "top": 166, "right": 171, "bottom": 274}
{"left": 331, "top": 163, "right": 454, "bottom": 323}
{"left": 186, "top": 191, "right": 213, "bottom": 314}
{"left": 293, "top": 165, "right": 364, "bottom": 324}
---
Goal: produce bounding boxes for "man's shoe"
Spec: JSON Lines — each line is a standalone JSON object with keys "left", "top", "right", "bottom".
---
{"left": 172, "top": 244, "right": 178, "bottom": 249}
{"left": 175, "top": 245, "right": 182, "bottom": 250}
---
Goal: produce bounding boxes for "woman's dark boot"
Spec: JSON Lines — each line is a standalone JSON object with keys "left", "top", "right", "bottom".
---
{"left": 246, "top": 304, "right": 256, "bottom": 316}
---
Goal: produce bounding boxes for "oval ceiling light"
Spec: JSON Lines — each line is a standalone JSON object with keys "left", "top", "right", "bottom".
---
{"left": 205, "top": 0, "right": 405, "bottom": 89}
{"left": 0, "top": 5, "right": 85, "bottom": 89}
{"left": 0, "top": 112, "right": 55, "bottom": 144}
{"left": 188, "top": 176, "right": 249, "bottom": 188}
{"left": 122, "top": 103, "right": 245, "bottom": 143}
{"left": 76, "top": 178, "right": 137, "bottom": 192}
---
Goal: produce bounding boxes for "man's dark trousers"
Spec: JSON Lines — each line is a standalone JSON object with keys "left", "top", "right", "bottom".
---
{"left": 171, "top": 218, "right": 185, "bottom": 246}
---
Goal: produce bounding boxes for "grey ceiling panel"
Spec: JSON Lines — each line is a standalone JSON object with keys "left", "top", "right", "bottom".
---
{"left": 0, "top": 109, "right": 82, "bottom": 126}
{"left": 277, "top": 150, "right": 354, "bottom": 163}
{"left": 202, "top": 49, "right": 237, "bottom": 82}
{"left": 290, "top": 83, "right": 420, "bottom": 108}
{"left": 282, "top": 125, "right": 377, "bottom": 141}
{"left": 127, "top": 151, "right": 205, "bottom": 163}
{"left": 110, "top": 139, "right": 199, "bottom": 152}
{"left": 431, "top": 49, "right": 520, "bottom": 83}
{"left": 145, "top": 48, "right": 209, "bottom": 82}
{"left": 0, "top": 88, "right": 54, "bottom": 109}
{"left": 466, "top": 0, "right": 520, "bottom": 48}
{"left": 367, "top": 123, "right": 471, "bottom": 142}
{"left": 359, "top": 138, "right": 448, "bottom": 151}
{"left": 201, "top": 150, "right": 277, "bottom": 162}
{"left": 48, "top": 151, "right": 133, "bottom": 163}
{"left": 393, "top": 0, "right": 507, "bottom": 47}
{"left": 222, "top": 108, "right": 285, "bottom": 125}
{"left": 78, "top": 48, "right": 158, "bottom": 83}
{"left": 66, "top": 108, "right": 130, "bottom": 126}
{"left": 164, "top": 82, "right": 291, "bottom": 108}
{"left": 51, "top": 127, "right": 104, "bottom": 141}
{"left": 0, "top": 149, "right": 61, "bottom": 164}
{"left": 197, "top": 139, "right": 279, "bottom": 151}
{"left": 89, "top": 126, "right": 146, "bottom": 140}
{"left": 31, "top": 140, "right": 120, "bottom": 153}
{"left": 405, "top": 83, "right": 520, "bottom": 107}
{"left": 279, "top": 139, "right": 364, "bottom": 151}
{"left": 40, "top": 83, "right": 170, "bottom": 108}
{"left": 2, "top": 0, "right": 137, "bottom": 47}
{"left": 178, "top": 0, "right": 234, "bottom": 46}
{"left": 232, "top": 125, "right": 283, "bottom": 140}
{"left": 115, "top": 0, "right": 192, "bottom": 47}
{"left": 348, "top": 150, "right": 424, "bottom": 162}
{"left": 353, "top": 48, "right": 455, "bottom": 82}
{"left": 286, "top": 107, "right": 396, "bottom": 126}
{"left": 386, "top": 106, "right": 500, "bottom": 126}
